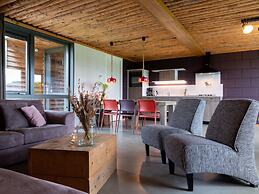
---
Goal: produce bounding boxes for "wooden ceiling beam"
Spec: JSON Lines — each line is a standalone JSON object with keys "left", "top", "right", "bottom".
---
{"left": 137, "top": 0, "right": 204, "bottom": 55}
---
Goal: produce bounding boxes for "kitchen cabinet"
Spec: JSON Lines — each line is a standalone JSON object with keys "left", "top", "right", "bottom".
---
{"left": 129, "top": 87, "right": 142, "bottom": 100}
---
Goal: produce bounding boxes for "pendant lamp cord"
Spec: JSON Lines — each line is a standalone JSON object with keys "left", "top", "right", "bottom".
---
{"left": 142, "top": 36, "right": 146, "bottom": 76}
{"left": 111, "top": 55, "right": 113, "bottom": 77}
{"left": 110, "top": 42, "right": 114, "bottom": 77}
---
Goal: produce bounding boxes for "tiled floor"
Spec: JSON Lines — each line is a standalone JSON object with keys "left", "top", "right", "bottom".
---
{"left": 97, "top": 123, "right": 259, "bottom": 194}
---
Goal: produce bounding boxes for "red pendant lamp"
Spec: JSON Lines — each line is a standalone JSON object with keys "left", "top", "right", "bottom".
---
{"left": 138, "top": 36, "right": 148, "bottom": 83}
{"left": 107, "top": 42, "right": 116, "bottom": 84}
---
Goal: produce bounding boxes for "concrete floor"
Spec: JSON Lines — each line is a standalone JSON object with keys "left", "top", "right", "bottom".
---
{"left": 97, "top": 124, "right": 259, "bottom": 194}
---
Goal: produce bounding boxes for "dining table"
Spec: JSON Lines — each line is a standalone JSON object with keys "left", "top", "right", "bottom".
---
{"left": 156, "top": 100, "right": 177, "bottom": 125}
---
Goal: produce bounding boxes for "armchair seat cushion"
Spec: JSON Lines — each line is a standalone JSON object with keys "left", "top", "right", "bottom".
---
{"left": 0, "top": 131, "right": 24, "bottom": 150}
{"left": 15, "top": 124, "right": 70, "bottom": 144}
{"left": 165, "top": 134, "right": 240, "bottom": 173}
{"left": 141, "top": 125, "right": 191, "bottom": 150}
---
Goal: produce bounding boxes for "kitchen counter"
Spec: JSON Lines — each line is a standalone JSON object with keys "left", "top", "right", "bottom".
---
{"left": 143, "top": 96, "right": 222, "bottom": 122}
{"left": 142, "top": 96, "right": 222, "bottom": 101}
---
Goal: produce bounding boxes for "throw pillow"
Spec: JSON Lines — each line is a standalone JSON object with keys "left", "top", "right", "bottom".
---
{"left": 21, "top": 105, "right": 46, "bottom": 127}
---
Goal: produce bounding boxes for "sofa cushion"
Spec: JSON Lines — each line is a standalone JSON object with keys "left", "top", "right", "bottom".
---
{"left": 0, "top": 102, "right": 29, "bottom": 130}
{"left": 25, "top": 100, "right": 46, "bottom": 120}
{"left": 15, "top": 124, "right": 69, "bottom": 144}
{"left": 21, "top": 105, "right": 46, "bottom": 127}
{"left": 0, "top": 131, "right": 24, "bottom": 150}
{"left": 0, "top": 168, "right": 87, "bottom": 194}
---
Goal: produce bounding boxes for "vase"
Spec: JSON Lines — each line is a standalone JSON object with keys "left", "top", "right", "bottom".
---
{"left": 71, "top": 127, "right": 94, "bottom": 147}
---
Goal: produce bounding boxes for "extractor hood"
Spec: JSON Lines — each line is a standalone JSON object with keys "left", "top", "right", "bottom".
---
{"left": 195, "top": 52, "right": 219, "bottom": 74}
{"left": 152, "top": 68, "right": 187, "bottom": 85}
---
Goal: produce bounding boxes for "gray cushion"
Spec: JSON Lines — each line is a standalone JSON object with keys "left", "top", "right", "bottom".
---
{"left": 15, "top": 124, "right": 69, "bottom": 144}
{"left": 159, "top": 128, "right": 191, "bottom": 150}
{"left": 0, "top": 102, "right": 29, "bottom": 130}
{"left": 141, "top": 125, "right": 190, "bottom": 149}
{"left": 206, "top": 99, "right": 251, "bottom": 149}
{"left": 0, "top": 131, "right": 24, "bottom": 150}
{"left": 0, "top": 168, "right": 86, "bottom": 194}
{"left": 168, "top": 98, "right": 203, "bottom": 132}
{"left": 165, "top": 134, "right": 237, "bottom": 172}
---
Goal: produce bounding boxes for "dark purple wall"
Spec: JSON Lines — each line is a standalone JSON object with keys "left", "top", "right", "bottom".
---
{"left": 123, "top": 50, "right": 259, "bottom": 101}
{"left": 211, "top": 51, "right": 259, "bottom": 100}
{"left": 123, "top": 50, "right": 259, "bottom": 123}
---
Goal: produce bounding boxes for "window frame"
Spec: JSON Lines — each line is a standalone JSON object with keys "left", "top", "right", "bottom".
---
{"left": 5, "top": 32, "right": 30, "bottom": 95}
{"left": 4, "top": 22, "right": 74, "bottom": 111}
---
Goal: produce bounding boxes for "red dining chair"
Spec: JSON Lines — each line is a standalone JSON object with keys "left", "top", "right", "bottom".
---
{"left": 101, "top": 99, "right": 119, "bottom": 131}
{"left": 136, "top": 99, "right": 159, "bottom": 129}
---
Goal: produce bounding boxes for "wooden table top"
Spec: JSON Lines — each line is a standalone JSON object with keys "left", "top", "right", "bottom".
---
{"left": 30, "top": 134, "right": 116, "bottom": 152}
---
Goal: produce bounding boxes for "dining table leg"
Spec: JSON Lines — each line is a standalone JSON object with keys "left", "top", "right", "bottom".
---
{"left": 158, "top": 104, "right": 167, "bottom": 125}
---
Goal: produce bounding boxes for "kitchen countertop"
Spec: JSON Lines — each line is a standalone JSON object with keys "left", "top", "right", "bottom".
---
{"left": 143, "top": 96, "right": 222, "bottom": 101}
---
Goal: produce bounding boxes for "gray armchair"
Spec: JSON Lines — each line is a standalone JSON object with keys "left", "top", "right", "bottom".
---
{"left": 165, "top": 99, "right": 259, "bottom": 191}
{"left": 141, "top": 98, "right": 205, "bottom": 164}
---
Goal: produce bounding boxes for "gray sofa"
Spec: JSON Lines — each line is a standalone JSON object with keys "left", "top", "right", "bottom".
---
{"left": 0, "top": 100, "right": 75, "bottom": 167}
{"left": 141, "top": 98, "right": 205, "bottom": 164}
{"left": 0, "top": 168, "right": 86, "bottom": 194}
{"left": 165, "top": 99, "right": 259, "bottom": 191}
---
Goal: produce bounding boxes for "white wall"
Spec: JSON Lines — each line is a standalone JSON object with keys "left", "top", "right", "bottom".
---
{"left": 74, "top": 43, "right": 122, "bottom": 100}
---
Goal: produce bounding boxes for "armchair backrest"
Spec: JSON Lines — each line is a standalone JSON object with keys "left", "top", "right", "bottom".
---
{"left": 206, "top": 99, "right": 259, "bottom": 152}
{"left": 168, "top": 98, "right": 205, "bottom": 135}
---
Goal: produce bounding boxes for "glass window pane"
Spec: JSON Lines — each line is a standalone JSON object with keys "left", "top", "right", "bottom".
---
{"left": 34, "top": 36, "right": 68, "bottom": 95}
{"left": 45, "top": 98, "right": 69, "bottom": 111}
{"left": 5, "top": 36, "right": 27, "bottom": 92}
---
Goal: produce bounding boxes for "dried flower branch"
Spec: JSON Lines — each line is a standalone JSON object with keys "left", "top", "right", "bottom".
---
{"left": 70, "top": 80, "right": 101, "bottom": 139}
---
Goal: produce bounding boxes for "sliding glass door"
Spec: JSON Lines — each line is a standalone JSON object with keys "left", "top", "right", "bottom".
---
{"left": 34, "top": 36, "right": 69, "bottom": 110}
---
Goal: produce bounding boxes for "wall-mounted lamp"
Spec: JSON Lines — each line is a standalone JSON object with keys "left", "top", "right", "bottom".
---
{"left": 241, "top": 17, "right": 259, "bottom": 34}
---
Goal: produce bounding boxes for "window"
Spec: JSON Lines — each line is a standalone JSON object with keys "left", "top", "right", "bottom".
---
{"left": 45, "top": 98, "right": 69, "bottom": 111}
{"left": 4, "top": 23, "right": 73, "bottom": 111}
{"left": 5, "top": 36, "right": 28, "bottom": 93}
{"left": 34, "top": 36, "right": 68, "bottom": 95}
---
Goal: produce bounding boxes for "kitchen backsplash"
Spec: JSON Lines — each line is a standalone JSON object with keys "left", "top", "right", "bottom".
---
{"left": 147, "top": 72, "right": 223, "bottom": 97}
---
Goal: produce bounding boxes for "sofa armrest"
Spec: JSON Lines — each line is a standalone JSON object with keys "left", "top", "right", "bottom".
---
{"left": 45, "top": 110, "right": 75, "bottom": 126}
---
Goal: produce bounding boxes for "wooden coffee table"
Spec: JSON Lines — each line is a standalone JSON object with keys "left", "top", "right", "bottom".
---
{"left": 29, "top": 134, "right": 117, "bottom": 194}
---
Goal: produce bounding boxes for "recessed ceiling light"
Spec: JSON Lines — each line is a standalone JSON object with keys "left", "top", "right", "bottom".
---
{"left": 242, "top": 23, "right": 254, "bottom": 34}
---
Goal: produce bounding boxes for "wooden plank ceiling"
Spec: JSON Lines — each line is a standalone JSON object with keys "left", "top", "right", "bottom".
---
{"left": 1, "top": 0, "right": 259, "bottom": 61}
{"left": 163, "top": 0, "right": 259, "bottom": 55}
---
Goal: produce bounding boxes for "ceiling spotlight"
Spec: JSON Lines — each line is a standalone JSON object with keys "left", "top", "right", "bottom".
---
{"left": 242, "top": 23, "right": 253, "bottom": 34}
{"left": 241, "top": 17, "right": 259, "bottom": 34}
